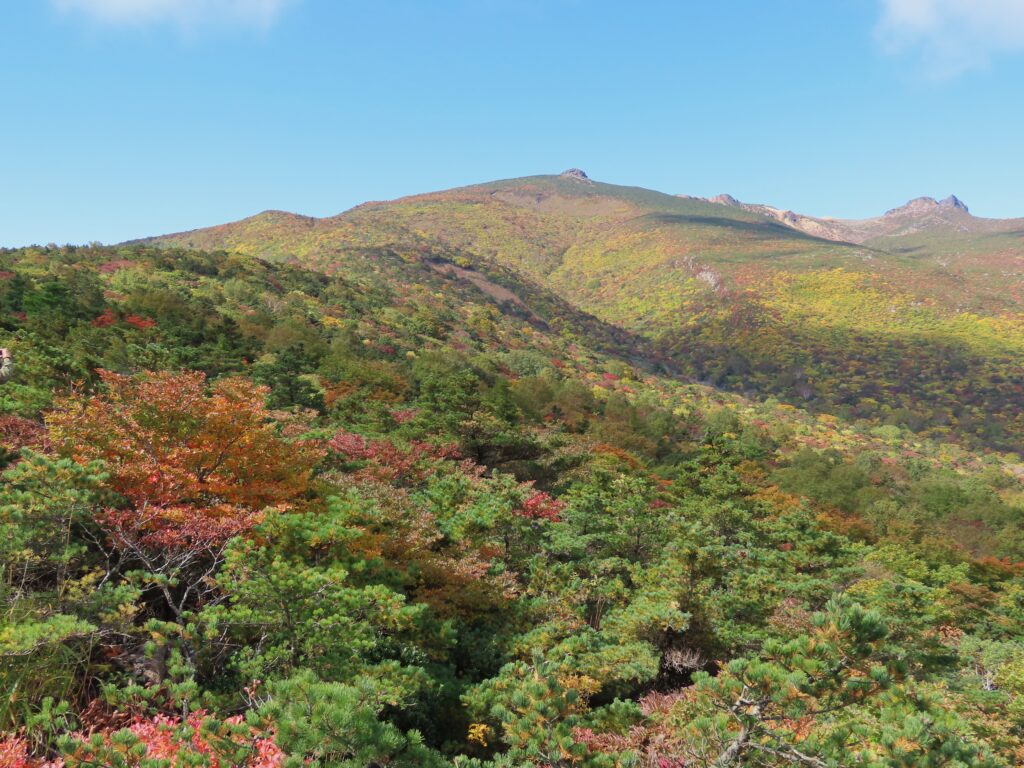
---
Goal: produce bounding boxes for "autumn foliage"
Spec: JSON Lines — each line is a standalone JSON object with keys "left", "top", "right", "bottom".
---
{"left": 0, "top": 711, "right": 284, "bottom": 767}
{"left": 3, "top": 241, "right": 1024, "bottom": 767}
{"left": 47, "top": 370, "right": 321, "bottom": 549}
{"left": 327, "top": 427, "right": 459, "bottom": 485}
{"left": 517, "top": 491, "right": 564, "bottom": 522}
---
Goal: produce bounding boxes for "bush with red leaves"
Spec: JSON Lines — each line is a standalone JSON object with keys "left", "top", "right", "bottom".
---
{"left": 124, "top": 314, "right": 157, "bottom": 330}
{"left": 328, "top": 428, "right": 460, "bottom": 485}
{"left": 1, "top": 711, "right": 284, "bottom": 767}
{"left": 90, "top": 308, "right": 117, "bottom": 328}
{"left": 0, "top": 414, "right": 48, "bottom": 456}
{"left": 517, "top": 491, "right": 564, "bottom": 522}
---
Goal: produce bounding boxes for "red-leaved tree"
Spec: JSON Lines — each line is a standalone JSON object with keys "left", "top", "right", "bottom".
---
{"left": 46, "top": 370, "right": 323, "bottom": 625}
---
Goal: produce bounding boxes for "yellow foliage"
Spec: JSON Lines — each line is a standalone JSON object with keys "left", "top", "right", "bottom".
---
{"left": 467, "top": 722, "right": 491, "bottom": 747}
{"left": 557, "top": 673, "right": 603, "bottom": 699}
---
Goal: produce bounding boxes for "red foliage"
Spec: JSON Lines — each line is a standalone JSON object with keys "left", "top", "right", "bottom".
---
{"left": 90, "top": 308, "right": 156, "bottom": 330}
{"left": 0, "top": 270, "right": 15, "bottom": 280}
{"left": 97, "top": 504, "right": 260, "bottom": 553}
{"left": 572, "top": 727, "right": 686, "bottom": 768}
{"left": 91, "top": 308, "right": 118, "bottom": 327}
{"left": 517, "top": 491, "right": 564, "bottom": 522}
{"left": 0, "top": 414, "right": 48, "bottom": 455}
{"left": 390, "top": 408, "right": 418, "bottom": 424}
{"left": 328, "top": 428, "right": 460, "bottom": 485}
{"left": 97, "top": 259, "right": 135, "bottom": 274}
{"left": 124, "top": 314, "right": 157, "bottom": 330}
{"left": 328, "top": 429, "right": 372, "bottom": 459}
{"left": 0, "top": 737, "right": 39, "bottom": 768}
{"left": 572, "top": 690, "right": 692, "bottom": 767}
{"left": 83, "top": 711, "right": 283, "bottom": 767}
{"left": 972, "top": 555, "right": 1024, "bottom": 578}
{"left": 2, "top": 711, "right": 284, "bottom": 767}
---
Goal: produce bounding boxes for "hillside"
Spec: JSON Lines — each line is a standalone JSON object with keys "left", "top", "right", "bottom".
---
{"left": 3, "top": 236, "right": 1024, "bottom": 766}
{"left": 145, "top": 171, "right": 1024, "bottom": 451}
{"left": 3, "top": 172, "right": 1022, "bottom": 767}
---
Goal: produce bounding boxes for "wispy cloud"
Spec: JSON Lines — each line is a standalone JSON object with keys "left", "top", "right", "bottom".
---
{"left": 53, "top": 0, "right": 294, "bottom": 29}
{"left": 876, "top": 0, "right": 1024, "bottom": 78}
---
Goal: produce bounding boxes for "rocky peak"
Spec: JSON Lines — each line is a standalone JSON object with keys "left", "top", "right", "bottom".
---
{"left": 711, "top": 193, "right": 741, "bottom": 207}
{"left": 560, "top": 168, "right": 590, "bottom": 181}
{"left": 885, "top": 197, "right": 938, "bottom": 216}
{"left": 885, "top": 195, "right": 969, "bottom": 217}
{"left": 939, "top": 194, "right": 969, "bottom": 213}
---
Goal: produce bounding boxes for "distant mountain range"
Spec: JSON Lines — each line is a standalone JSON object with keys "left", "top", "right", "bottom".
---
{"left": 139, "top": 170, "right": 1024, "bottom": 450}
{"left": 692, "top": 189, "right": 1024, "bottom": 247}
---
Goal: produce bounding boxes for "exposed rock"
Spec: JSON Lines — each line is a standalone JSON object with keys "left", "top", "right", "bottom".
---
{"left": 711, "top": 194, "right": 741, "bottom": 207}
{"left": 885, "top": 195, "right": 969, "bottom": 217}
{"left": 885, "top": 197, "right": 939, "bottom": 217}
{"left": 940, "top": 194, "right": 969, "bottom": 213}
{"left": 696, "top": 268, "right": 721, "bottom": 290}
{"left": 675, "top": 189, "right": 982, "bottom": 246}
{"left": 560, "top": 168, "right": 590, "bottom": 181}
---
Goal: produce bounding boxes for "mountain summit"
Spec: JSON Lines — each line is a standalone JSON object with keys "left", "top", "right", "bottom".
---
{"left": 941, "top": 194, "right": 969, "bottom": 212}
{"left": 885, "top": 195, "right": 969, "bottom": 217}
{"left": 560, "top": 168, "right": 590, "bottom": 181}
{"left": 699, "top": 189, "right": 997, "bottom": 245}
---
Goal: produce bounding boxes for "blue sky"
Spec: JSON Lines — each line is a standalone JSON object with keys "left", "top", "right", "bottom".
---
{"left": 3, "top": 0, "right": 1024, "bottom": 245}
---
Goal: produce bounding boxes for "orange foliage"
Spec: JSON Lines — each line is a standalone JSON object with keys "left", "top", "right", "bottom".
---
{"left": 749, "top": 484, "right": 805, "bottom": 515}
{"left": 47, "top": 370, "right": 323, "bottom": 549}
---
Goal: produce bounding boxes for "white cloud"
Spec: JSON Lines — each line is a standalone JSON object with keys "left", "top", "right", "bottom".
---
{"left": 877, "top": 0, "right": 1024, "bottom": 77}
{"left": 53, "top": 0, "right": 293, "bottom": 29}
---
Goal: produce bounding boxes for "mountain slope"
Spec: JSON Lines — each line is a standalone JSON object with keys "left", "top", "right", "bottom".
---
{"left": 142, "top": 172, "right": 1024, "bottom": 451}
{"left": 3, "top": 236, "right": 1024, "bottom": 766}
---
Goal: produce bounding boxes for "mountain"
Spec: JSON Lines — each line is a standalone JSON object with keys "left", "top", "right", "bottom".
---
{"left": 142, "top": 171, "right": 1024, "bottom": 451}
{"left": 4, "top": 185, "right": 1024, "bottom": 765}
{"left": 706, "top": 189, "right": 1024, "bottom": 253}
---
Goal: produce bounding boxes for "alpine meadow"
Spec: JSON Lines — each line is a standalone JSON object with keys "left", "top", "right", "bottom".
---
{"left": 4, "top": 2, "right": 1024, "bottom": 767}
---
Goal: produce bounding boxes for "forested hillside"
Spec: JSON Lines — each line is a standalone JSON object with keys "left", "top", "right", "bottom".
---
{"left": 149, "top": 173, "right": 1024, "bottom": 452}
{"left": 2, "top": 175, "right": 1024, "bottom": 766}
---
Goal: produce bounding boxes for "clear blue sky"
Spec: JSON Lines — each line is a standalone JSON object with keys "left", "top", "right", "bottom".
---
{"left": 4, "top": 0, "right": 1024, "bottom": 245}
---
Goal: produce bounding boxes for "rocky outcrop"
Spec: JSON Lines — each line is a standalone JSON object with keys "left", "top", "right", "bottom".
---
{"left": 885, "top": 195, "right": 969, "bottom": 217}
{"left": 710, "top": 193, "right": 741, "bottom": 206}
{"left": 940, "top": 195, "right": 969, "bottom": 212}
{"left": 698, "top": 190, "right": 979, "bottom": 245}
{"left": 560, "top": 168, "right": 590, "bottom": 181}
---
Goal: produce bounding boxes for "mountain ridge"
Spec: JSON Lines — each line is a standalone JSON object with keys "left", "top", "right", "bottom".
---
{"left": 137, "top": 173, "right": 1023, "bottom": 253}
{"left": 692, "top": 188, "right": 1024, "bottom": 246}
{"left": 136, "top": 171, "right": 1024, "bottom": 451}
